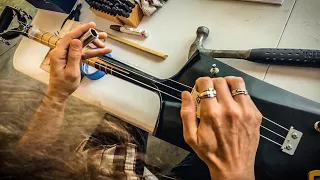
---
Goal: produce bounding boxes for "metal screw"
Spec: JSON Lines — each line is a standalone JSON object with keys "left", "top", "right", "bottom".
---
{"left": 285, "top": 144, "right": 292, "bottom": 150}
{"left": 210, "top": 64, "right": 219, "bottom": 75}
{"left": 291, "top": 132, "right": 298, "bottom": 139}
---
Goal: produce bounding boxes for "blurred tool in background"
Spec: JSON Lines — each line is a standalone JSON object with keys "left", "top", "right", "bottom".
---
{"left": 110, "top": 25, "right": 149, "bottom": 38}
{"left": 86, "top": 0, "right": 168, "bottom": 18}
{"left": 136, "top": 0, "right": 168, "bottom": 16}
{"left": 26, "top": 0, "right": 78, "bottom": 13}
{"left": 86, "top": 0, "right": 136, "bottom": 18}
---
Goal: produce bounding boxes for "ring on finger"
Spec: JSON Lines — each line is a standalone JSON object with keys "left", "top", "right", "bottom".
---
{"left": 231, "top": 89, "right": 248, "bottom": 97}
{"left": 199, "top": 88, "right": 217, "bottom": 99}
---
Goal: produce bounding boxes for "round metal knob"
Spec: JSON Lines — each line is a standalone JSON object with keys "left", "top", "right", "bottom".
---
{"left": 210, "top": 64, "right": 219, "bottom": 75}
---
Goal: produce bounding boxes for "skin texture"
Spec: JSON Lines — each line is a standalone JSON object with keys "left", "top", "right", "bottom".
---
{"left": 18, "top": 22, "right": 111, "bottom": 149}
{"left": 180, "top": 77, "right": 262, "bottom": 180}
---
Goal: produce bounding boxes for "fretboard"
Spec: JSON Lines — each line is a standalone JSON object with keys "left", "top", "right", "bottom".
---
{"left": 28, "top": 28, "right": 61, "bottom": 49}
{"left": 27, "top": 27, "right": 127, "bottom": 74}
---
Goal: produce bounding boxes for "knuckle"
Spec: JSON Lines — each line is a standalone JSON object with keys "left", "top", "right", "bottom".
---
{"left": 224, "top": 76, "right": 245, "bottom": 86}
{"left": 64, "top": 33, "right": 72, "bottom": 40}
{"left": 243, "top": 110, "right": 254, "bottom": 120}
{"left": 234, "top": 77, "right": 245, "bottom": 84}
{"left": 213, "top": 77, "right": 226, "bottom": 85}
{"left": 183, "top": 134, "right": 195, "bottom": 146}
{"left": 48, "top": 49, "right": 56, "bottom": 57}
{"left": 227, "top": 108, "right": 242, "bottom": 120}
{"left": 255, "top": 112, "right": 263, "bottom": 125}
{"left": 69, "top": 51, "right": 82, "bottom": 60}
{"left": 202, "top": 110, "right": 219, "bottom": 120}
{"left": 196, "top": 77, "right": 211, "bottom": 85}
{"left": 224, "top": 76, "right": 235, "bottom": 82}
{"left": 65, "top": 71, "right": 78, "bottom": 81}
{"left": 180, "top": 108, "right": 193, "bottom": 120}
{"left": 195, "top": 77, "right": 212, "bottom": 91}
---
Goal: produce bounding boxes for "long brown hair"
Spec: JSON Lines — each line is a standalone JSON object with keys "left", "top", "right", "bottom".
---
{"left": 0, "top": 80, "right": 142, "bottom": 180}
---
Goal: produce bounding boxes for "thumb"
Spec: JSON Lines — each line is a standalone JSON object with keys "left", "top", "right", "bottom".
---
{"left": 66, "top": 39, "right": 82, "bottom": 74}
{"left": 180, "top": 91, "right": 198, "bottom": 147}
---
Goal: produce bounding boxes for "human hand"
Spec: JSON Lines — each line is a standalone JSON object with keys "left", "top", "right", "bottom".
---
{"left": 180, "top": 77, "right": 262, "bottom": 180}
{"left": 47, "top": 22, "right": 112, "bottom": 101}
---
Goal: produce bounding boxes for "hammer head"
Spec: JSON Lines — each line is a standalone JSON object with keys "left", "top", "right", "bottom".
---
{"left": 188, "top": 26, "right": 210, "bottom": 59}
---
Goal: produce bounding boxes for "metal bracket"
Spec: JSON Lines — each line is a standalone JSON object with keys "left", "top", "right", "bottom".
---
{"left": 281, "top": 126, "right": 303, "bottom": 155}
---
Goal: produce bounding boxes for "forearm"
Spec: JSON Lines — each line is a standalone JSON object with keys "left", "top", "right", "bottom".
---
{"left": 18, "top": 91, "right": 67, "bottom": 149}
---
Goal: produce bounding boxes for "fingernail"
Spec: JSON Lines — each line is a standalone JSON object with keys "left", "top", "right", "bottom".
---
{"left": 90, "top": 21, "right": 96, "bottom": 27}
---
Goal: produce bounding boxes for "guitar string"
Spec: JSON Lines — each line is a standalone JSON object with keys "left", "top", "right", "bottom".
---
{"left": 21, "top": 32, "right": 190, "bottom": 96}
{"left": 262, "top": 116, "right": 289, "bottom": 131}
{"left": 260, "top": 125, "right": 285, "bottom": 139}
{"left": 88, "top": 59, "right": 287, "bottom": 147}
{"left": 25, "top": 32, "right": 288, "bottom": 146}
{"left": 97, "top": 56, "right": 290, "bottom": 136}
{"left": 19, "top": 24, "right": 195, "bottom": 89}
{"left": 24, "top": 32, "right": 194, "bottom": 92}
{"left": 260, "top": 134, "right": 282, "bottom": 147}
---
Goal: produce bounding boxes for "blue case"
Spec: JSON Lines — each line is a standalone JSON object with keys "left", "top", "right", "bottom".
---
{"left": 80, "top": 53, "right": 113, "bottom": 80}
{"left": 26, "top": 0, "right": 77, "bottom": 13}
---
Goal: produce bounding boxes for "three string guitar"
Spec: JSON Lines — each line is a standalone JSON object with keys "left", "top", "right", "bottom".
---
{"left": 25, "top": 27, "right": 290, "bottom": 150}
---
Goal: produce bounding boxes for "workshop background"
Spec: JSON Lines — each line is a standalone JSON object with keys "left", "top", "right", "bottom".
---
{"left": 0, "top": 0, "right": 188, "bottom": 174}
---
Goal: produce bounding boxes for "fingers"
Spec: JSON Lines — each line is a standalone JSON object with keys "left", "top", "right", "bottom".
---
{"left": 98, "top": 32, "right": 108, "bottom": 39}
{"left": 93, "top": 39, "right": 105, "bottom": 48}
{"left": 49, "top": 48, "right": 67, "bottom": 71}
{"left": 224, "top": 76, "right": 262, "bottom": 125}
{"left": 66, "top": 39, "right": 82, "bottom": 75}
{"left": 92, "top": 32, "right": 108, "bottom": 48}
{"left": 82, "top": 48, "right": 112, "bottom": 60}
{"left": 180, "top": 91, "right": 198, "bottom": 147}
{"left": 224, "top": 76, "right": 249, "bottom": 106}
{"left": 212, "top": 78, "right": 235, "bottom": 105}
{"left": 196, "top": 77, "right": 218, "bottom": 108}
{"left": 59, "top": 22, "right": 96, "bottom": 49}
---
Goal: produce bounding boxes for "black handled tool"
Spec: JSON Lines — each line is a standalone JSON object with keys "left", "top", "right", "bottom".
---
{"left": 189, "top": 26, "right": 320, "bottom": 68}
{"left": 247, "top": 48, "right": 320, "bottom": 66}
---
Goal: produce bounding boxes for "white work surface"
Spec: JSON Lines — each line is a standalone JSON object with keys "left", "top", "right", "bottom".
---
{"left": 13, "top": 0, "right": 320, "bottom": 133}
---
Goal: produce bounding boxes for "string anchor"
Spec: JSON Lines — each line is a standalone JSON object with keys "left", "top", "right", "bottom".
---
{"left": 281, "top": 127, "right": 303, "bottom": 155}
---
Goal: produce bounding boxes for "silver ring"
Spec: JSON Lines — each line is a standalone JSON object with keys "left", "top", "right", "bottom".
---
{"left": 231, "top": 89, "right": 248, "bottom": 97}
{"left": 199, "top": 88, "right": 217, "bottom": 99}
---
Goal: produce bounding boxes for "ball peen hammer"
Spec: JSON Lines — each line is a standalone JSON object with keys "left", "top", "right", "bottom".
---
{"left": 189, "top": 26, "right": 320, "bottom": 67}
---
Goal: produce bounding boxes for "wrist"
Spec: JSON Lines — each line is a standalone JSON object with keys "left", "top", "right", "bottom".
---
{"left": 209, "top": 168, "right": 254, "bottom": 180}
{"left": 46, "top": 88, "right": 70, "bottom": 103}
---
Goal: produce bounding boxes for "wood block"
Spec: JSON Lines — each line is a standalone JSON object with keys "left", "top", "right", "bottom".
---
{"left": 90, "top": 7, "right": 123, "bottom": 25}
{"left": 117, "top": 5, "right": 144, "bottom": 27}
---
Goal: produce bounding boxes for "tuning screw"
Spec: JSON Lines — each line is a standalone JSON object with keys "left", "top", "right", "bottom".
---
{"left": 285, "top": 144, "right": 292, "bottom": 150}
{"left": 210, "top": 64, "right": 219, "bottom": 75}
{"left": 291, "top": 132, "right": 298, "bottom": 139}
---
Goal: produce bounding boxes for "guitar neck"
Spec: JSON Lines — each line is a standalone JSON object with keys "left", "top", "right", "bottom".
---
{"left": 28, "top": 27, "right": 61, "bottom": 49}
{"left": 26, "top": 27, "right": 127, "bottom": 74}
